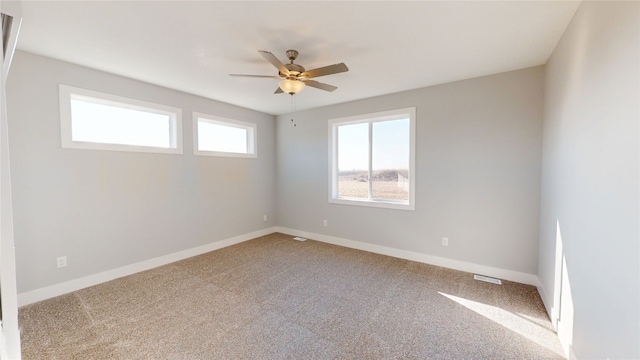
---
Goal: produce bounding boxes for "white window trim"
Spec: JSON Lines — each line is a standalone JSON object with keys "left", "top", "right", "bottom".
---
{"left": 192, "top": 112, "right": 257, "bottom": 158}
{"left": 328, "top": 107, "right": 416, "bottom": 211}
{"left": 59, "top": 84, "right": 183, "bottom": 154}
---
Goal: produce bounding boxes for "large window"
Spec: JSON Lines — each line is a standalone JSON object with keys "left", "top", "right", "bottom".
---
{"left": 193, "top": 112, "right": 256, "bottom": 158}
{"left": 59, "top": 85, "right": 183, "bottom": 154}
{"left": 329, "top": 107, "right": 416, "bottom": 210}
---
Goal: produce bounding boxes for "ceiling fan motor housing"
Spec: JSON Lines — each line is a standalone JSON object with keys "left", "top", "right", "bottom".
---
{"left": 282, "top": 63, "right": 305, "bottom": 77}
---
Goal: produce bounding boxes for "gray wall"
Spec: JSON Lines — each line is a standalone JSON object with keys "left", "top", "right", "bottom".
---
{"left": 7, "top": 51, "right": 276, "bottom": 293}
{"left": 276, "top": 67, "right": 544, "bottom": 275}
{"left": 538, "top": 1, "right": 640, "bottom": 358}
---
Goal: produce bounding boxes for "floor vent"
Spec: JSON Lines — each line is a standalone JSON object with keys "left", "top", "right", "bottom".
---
{"left": 474, "top": 275, "right": 502, "bottom": 285}
{"left": 293, "top": 237, "right": 307, "bottom": 242}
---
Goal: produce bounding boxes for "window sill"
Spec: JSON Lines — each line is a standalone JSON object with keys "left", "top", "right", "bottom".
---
{"left": 329, "top": 197, "right": 415, "bottom": 211}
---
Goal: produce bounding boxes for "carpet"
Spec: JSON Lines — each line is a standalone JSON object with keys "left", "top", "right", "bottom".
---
{"left": 19, "top": 232, "right": 564, "bottom": 359}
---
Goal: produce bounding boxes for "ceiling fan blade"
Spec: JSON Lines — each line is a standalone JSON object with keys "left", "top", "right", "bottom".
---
{"left": 303, "top": 80, "right": 338, "bottom": 92}
{"left": 274, "top": 87, "right": 284, "bottom": 94}
{"left": 229, "top": 74, "right": 281, "bottom": 79}
{"left": 300, "top": 63, "right": 348, "bottom": 79}
{"left": 259, "top": 50, "right": 290, "bottom": 76}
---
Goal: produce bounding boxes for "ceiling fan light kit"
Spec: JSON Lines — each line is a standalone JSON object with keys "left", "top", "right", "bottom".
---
{"left": 279, "top": 79, "right": 305, "bottom": 95}
{"left": 230, "top": 49, "right": 348, "bottom": 95}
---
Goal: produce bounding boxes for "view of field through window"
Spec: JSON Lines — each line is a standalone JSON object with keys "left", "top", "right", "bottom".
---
{"left": 337, "top": 118, "right": 410, "bottom": 201}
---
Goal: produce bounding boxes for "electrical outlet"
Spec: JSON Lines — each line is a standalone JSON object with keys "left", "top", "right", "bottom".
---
{"left": 442, "top": 237, "right": 449, "bottom": 247}
{"left": 57, "top": 256, "right": 67, "bottom": 268}
{"left": 323, "top": 219, "right": 328, "bottom": 227}
{"left": 263, "top": 214, "right": 267, "bottom": 221}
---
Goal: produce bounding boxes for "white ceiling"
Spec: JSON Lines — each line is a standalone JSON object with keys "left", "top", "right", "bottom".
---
{"left": 15, "top": 1, "right": 580, "bottom": 116}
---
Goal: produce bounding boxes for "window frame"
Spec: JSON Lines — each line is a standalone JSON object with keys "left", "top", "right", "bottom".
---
{"left": 328, "top": 107, "right": 416, "bottom": 211}
{"left": 192, "top": 112, "right": 257, "bottom": 158}
{"left": 59, "top": 84, "right": 183, "bottom": 154}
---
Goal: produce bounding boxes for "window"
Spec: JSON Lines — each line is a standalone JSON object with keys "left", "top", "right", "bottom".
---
{"left": 329, "top": 107, "right": 416, "bottom": 210}
{"left": 193, "top": 112, "right": 256, "bottom": 158}
{"left": 59, "top": 85, "right": 183, "bottom": 154}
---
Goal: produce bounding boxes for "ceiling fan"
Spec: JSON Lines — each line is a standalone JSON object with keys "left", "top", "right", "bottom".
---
{"left": 229, "top": 50, "right": 349, "bottom": 95}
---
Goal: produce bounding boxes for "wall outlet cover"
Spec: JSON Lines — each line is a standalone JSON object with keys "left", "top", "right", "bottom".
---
{"left": 56, "top": 256, "right": 67, "bottom": 268}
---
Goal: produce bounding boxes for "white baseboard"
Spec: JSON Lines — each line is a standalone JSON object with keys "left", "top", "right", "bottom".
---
{"left": 19, "top": 226, "right": 542, "bottom": 307}
{"left": 18, "top": 227, "right": 277, "bottom": 307}
{"left": 538, "top": 282, "right": 577, "bottom": 359}
{"left": 276, "top": 227, "right": 540, "bottom": 286}
{"left": 537, "top": 283, "right": 557, "bottom": 329}
{"left": 0, "top": 332, "right": 8, "bottom": 360}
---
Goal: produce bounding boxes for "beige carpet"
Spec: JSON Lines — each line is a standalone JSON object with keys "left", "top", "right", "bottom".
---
{"left": 19, "top": 233, "right": 565, "bottom": 359}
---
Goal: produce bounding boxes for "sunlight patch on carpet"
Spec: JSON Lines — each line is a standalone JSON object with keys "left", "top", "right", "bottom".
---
{"left": 438, "top": 292, "right": 564, "bottom": 357}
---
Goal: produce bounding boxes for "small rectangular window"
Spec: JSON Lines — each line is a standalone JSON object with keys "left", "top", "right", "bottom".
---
{"left": 193, "top": 112, "right": 256, "bottom": 158}
{"left": 59, "top": 85, "right": 183, "bottom": 154}
{"left": 329, "top": 107, "right": 416, "bottom": 210}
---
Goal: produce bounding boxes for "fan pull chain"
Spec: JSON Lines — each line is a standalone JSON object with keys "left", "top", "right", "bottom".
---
{"left": 290, "top": 95, "right": 297, "bottom": 127}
